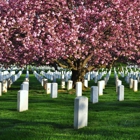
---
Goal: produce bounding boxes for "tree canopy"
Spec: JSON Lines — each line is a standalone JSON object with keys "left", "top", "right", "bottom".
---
{"left": 0, "top": 0, "right": 139, "bottom": 84}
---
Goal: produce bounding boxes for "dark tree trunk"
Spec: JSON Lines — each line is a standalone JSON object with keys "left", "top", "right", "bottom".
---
{"left": 71, "top": 69, "right": 86, "bottom": 89}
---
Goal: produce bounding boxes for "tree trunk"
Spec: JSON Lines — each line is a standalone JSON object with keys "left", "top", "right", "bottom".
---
{"left": 71, "top": 69, "right": 86, "bottom": 89}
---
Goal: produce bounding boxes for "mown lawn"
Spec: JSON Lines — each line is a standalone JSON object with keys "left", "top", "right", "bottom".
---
{"left": 0, "top": 73, "right": 140, "bottom": 140}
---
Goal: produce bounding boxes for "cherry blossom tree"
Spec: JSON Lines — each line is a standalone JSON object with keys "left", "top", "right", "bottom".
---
{"left": 0, "top": 0, "right": 139, "bottom": 86}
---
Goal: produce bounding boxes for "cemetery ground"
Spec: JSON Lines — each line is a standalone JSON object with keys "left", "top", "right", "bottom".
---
{"left": 0, "top": 73, "right": 140, "bottom": 140}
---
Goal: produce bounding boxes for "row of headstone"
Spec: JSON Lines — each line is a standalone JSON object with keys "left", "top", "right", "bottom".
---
{"left": 114, "top": 66, "right": 140, "bottom": 93}
{"left": 0, "top": 70, "right": 22, "bottom": 96}
{"left": 123, "top": 69, "right": 140, "bottom": 92}
{"left": 34, "top": 71, "right": 58, "bottom": 98}
{"left": 74, "top": 79, "right": 126, "bottom": 129}
{"left": 40, "top": 70, "right": 72, "bottom": 82}
{"left": 84, "top": 70, "right": 108, "bottom": 83}
{"left": 11, "top": 71, "right": 22, "bottom": 83}
{"left": 34, "top": 71, "right": 43, "bottom": 83}
{"left": 0, "top": 71, "right": 11, "bottom": 81}
{"left": 26, "top": 71, "right": 29, "bottom": 78}
{"left": 0, "top": 69, "right": 21, "bottom": 81}
{"left": 39, "top": 70, "right": 74, "bottom": 91}
{"left": 42, "top": 79, "right": 58, "bottom": 98}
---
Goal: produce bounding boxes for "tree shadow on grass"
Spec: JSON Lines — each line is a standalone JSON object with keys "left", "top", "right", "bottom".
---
{"left": 0, "top": 118, "right": 140, "bottom": 140}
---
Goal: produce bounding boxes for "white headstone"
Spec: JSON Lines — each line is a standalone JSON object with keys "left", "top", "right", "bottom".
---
{"left": 74, "top": 96, "right": 88, "bottom": 129}
{"left": 94, "top": 76, "right": 97, "bottom": 83}
{"left": 87, "top": 73, "right": 90, "bottom": 81}
{"left": 76, "top": 82, "right": 82, "bottom": 97}
{"left": 67, "top": 80, "right": 73, "bottom": 90}
{"left": 118, "top": 85, "right": 124, "bottom": 101}
{"left": 12, "top": 75, "right": 17, "bottom": 82}
{"left": 84, "top": 80, "right": 88, "bottom": 88}
{"left": 21, "top": 82, "right": 29, "bottom": 91}
{"left": 17, "top": 90, "right": 28, "bottom": 112}
{"left": 129, "top": 78, "right": 133, "bottom": 89}
{"left": 61, "top": 74, "right": 65, "bottom": 80}
{"left": 43, "top": 79, "right": 48, "bottom": 89}
{"left": 61, "top": 80, "right": 65, "bottom": 89}
{"left": 2, "top": 80, "right": 7, "bottom": 93}
{"left": 90, "top": 86, "right": 98, "bottom": 104}
{"left": 46, "top": 83, "right": 51, "bottom": 94}
{"left": 53, "top": 75, "right": 56, "bottom": 82}
{"left": 116, "top": 80, "right": 122, "bottom": 93}
{"left": 133, "top": 80, "right": 138, "bottom": 92}
{"left": 98, "top": 81, "right": 103, "bottom": 96}
{"left": 125, "top": 75, "right": 130, "bottom": 84}
{"left": 51, "top": 83, "right": 58, "bottom": 98}
{"left": 25, "top": 78, "right": 29, "bottom": 82}
{"left": 102, "top": 80, "right": 105, "bottom": 89}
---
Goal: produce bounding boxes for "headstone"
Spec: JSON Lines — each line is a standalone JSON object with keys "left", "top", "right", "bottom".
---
{"left": 84, "top": 80, "right": 88, "bottom": 88}
{"left": 2, "top": 80, "right": 7, "bottom": 93}
{"left": 7, "top": 78, "right": 12, "bottom": 88}
{"left": 129, "top": 78, "right": 133, "bottom": 89}
{"left": 87, "top": 73, "right": 90, "bottom": 81}
{"left": 104, "top": 77, "right": 108, "bottom": 85}
{"left": 116, "top": 80, "right": 122, "bottom": 93}
{"left": 74, "top": 96, "right": 88, "bottom": 129}
{"left": 125, "top": 75, "right": 130, "bottom": 84}
{"left": 67, "top": 80, "right": 73, "bottom": 90}
{"left": 51, "top": 83, "right": 58, "bottom": 98}
{"left": 61, "top": 79, "right": 65, "bottom": 89}
{"left": 65, "top": 75, "right": 69, "bottom": 82}
{"left": 94, "top": 76, "right": 97, "bottom": 83}
{"left": 61, "top": 74, "right": 65, "bottom": 80}
{"left": 118, "top": 85, "right": 124, "bottom": 101}
{"left": 98, "top": 81, "right": 103, "bottom": 96}
{"left": 17, "top": 90, "right": 28, "bottom": 112}
{"left": 102, "top": 80, "right": 105, "bottom": 89}
{"left": 133, "top": 80, "right": 138, "bottom": 92}
{"left": 76, "top": 82, "right": 82, "bottom": 97}
{"left": 46, "top": 83, "right": 51, "bottom": 94}
{"left": 53, "top": 75, "right": 56, "bottom": 82}
{"left": 90, "top": 86, "right": 98, "bottom": 104}
{"left": 43, "top": 79, "right": 48, "bottom": 89}
{"left": 21, "top": 82, "right": 29, "bottom": 91}
{"left": 12, "top": 75, "right": 17, "bottom": 83}
{"left": 24, "top": 78, "right": 29, "bottom": 82}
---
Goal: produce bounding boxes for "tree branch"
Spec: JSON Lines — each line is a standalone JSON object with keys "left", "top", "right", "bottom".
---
{"left": 82, "top": 53, "right": 94, "bottom": 68}
{"left": 54, "top": 58, "right": 77, "bottom": 70}
{"left": 54, "top": 59, "right": 68, "bottom": 69}
{"left": 66, "top": 58, "right": 76, "bottom": 69}
{"left": 87, "top": 66, "right": 95, "bottom": 72}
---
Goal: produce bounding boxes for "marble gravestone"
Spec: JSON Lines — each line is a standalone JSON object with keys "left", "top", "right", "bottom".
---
{"left": 133, "top": 80, "right": 138, "bottom": 92}
{"left": 74, "top": 96, "right": 88, "bottom": 129}
{"left": 118, "top": 85, "right": 124, "bottom": 101}
{"left": 2, "top": 80, "right": 7, "bottom": 93}
{"left": 46, "top": 83, "right": 51, "bottom": 94}
{"left": 51, "top": 83, "right": 58, "bottom": 98}
{"left": 21, "top": 82, "right": 29, "bottom": 91}
{"left": 90, "top": 86, "right": 98, "bottom": 104}
{"left": 17, "top": 90, "right": 28, "bottom": 112}
{"left": 67, "top": 80, "right": 73, "bottom": 90}
{"left": 76, "top": 82, "right": 82, "bottom": 97}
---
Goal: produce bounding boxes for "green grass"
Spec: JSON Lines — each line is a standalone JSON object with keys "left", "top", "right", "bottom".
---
{"left": 0, "top": 74, "right": 140, "bottom": 140}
